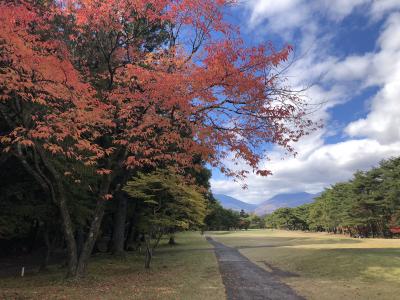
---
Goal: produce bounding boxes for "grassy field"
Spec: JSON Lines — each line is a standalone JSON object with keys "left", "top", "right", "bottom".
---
{"left": 209, "top": 229, "right": 400, "bottom": 300}
{"left": 0, "top": 232, "right": 225, "bottom": 300}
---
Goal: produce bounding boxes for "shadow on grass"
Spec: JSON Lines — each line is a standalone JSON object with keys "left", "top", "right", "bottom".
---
{"left": 248, "top": 246, "right": 400, "bottom": 282}
{"left": 206, "top": 231, "right": 232, "bottom": 235}
{"left": 219, "top": 236, "right": 363, "bottom": 249}
{"left": 259, "top": 260, "right": 300, "bottom": 278}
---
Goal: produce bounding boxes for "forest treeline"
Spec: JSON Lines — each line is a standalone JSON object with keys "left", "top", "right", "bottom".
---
{"left": 265, "top": 157, "right": 400, "bottom": 238}
{"left": 204, "top": 204, "right": 265, "bottom": 231}
{"left": 0, "top": 158, "right": 212, "bottom": 269}
{"left": 0, "top": 157, "right": 258, "bottom": 272}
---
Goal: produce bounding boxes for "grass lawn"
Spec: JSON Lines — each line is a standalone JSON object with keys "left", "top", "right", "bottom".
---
{"left": 209, "top": 229, "right": 400, "bottom": 300}
{"left": 0, "top": 232, "right": 225, "bottom": 300}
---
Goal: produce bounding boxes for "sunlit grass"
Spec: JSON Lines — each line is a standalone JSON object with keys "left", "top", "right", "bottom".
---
{"left": 209, "top": 229, "right": 400, "bottom": 300}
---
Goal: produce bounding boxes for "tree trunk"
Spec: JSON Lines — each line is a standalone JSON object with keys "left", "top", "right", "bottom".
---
{"left": 144, "top": 235, "right": 152, "bottom": 269}
{"left": 168, "top": 235, "right": 176, "bottom": 245}
{"left": 111, "top": 193, "right": 127, "bottom": 257}
{"left": 76, "top": 227, "right": 85, "bottom": 257}
{"left": 144, "top": 248, "right": 152, "bottom": 269}
{"left": 74, "top": 176, "right": 112, "bottom": 277}
{"left": 64, "top": 166, "right": 117, "bottom": 278}
{"left": 17, "top": 149, "right": 78, "bottom": 278}
{"left": 40, "top": 226, "right": 51, "bottom": 272}
{"left": 74, "top": 198, "right": 106, "bottom": 277}
{"left": 58, "top": 192, "right": 79, "bottom": 278}
{"left": 28, "top": 219, "right": 40, "bottom": 254}
{"left": 33, "top": 147, "right": 79, "bottom": 278}
{"left": 125, "top": 217, "right": 137, "bottom": 251}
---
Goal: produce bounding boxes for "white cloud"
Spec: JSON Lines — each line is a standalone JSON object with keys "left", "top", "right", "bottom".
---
{"left": 247, "top": 0, "right": 371, "bottom": 34}
{"left": 320, "top": 0, "right": 369, "bottom": 20}
{"left": 212, "top": 139, "right": 400, "bottom": 203}
{"left": 346, "top": 13, "right": 400, "bottom": 144}
{"left": 371, "top": 0, "right": 400, "bottom": 19}
{"left": 325, "top": 55, "right": 372, "bottom": 82}
{"left": 345, "top": 67, "right": 400, "bottom": 144}
{"left": 212, "top": 2, "right": 400, "bottom": 203}
{"left": 248, "top": 0, "right": 308, "bottom": 30}
{"left": 377, "top": 13, "right": 400, "bottom": 51}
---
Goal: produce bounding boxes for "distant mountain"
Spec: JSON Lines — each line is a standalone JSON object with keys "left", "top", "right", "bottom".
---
{"left": 254, "top": 192, "right": 320, "bottom": 216}
{"left": 214, "top": 194, "right": 257, "bottom": 212}
{"left": 214, "top": 192, "right": 321, "bottom": 215}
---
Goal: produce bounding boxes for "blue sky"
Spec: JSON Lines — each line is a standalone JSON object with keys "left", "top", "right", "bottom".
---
{"left": 211, "top": 0, "right": 400, "bottom": 204}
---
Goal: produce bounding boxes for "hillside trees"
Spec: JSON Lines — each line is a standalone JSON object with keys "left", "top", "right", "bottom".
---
{"left": 247, "top": 214, "right": 266, "bottom": 229}
{"left": 203, "top": 201, "right": 262, "bottom": 230}
{"left": 266, "top": 157, "right": 400, "bottom": 237}
{"left": 204, "top": 201, "right": 240, "bottom": 230}
{"left": 308, "top": 183, "right": 353, "bottom": 233}
{"left": 265, "top": 207, "right": 305, "bottom": 230}
{"left": 0, "top": 0, "right": 315, "bottom": 277}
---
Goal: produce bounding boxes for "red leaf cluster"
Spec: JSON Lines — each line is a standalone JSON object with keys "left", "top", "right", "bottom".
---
{"left": 0, "top": 0, "right": 316, "bottom": 179}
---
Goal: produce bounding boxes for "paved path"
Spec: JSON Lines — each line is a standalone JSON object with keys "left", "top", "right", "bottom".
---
{"left": 206, "top": 237, "right": 305, "bottom": 300}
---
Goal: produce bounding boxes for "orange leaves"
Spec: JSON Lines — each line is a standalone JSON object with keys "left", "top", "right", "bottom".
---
{"left": 20, "top": 139, "right": 34, "bottom": 147}
{"left": 256, "top": 170, "right": 273, "bottom": 177}
{"left": 0, "top": 0, "right": 106, "bottom": 171}
{"left": 0, "top": 0, "right": 316, "bottom": 184}
{"left": 96, "top": 169, "right": 112, "bottom": 175}
{"left": 30, "top": 126, "right": 52, "bottom": 140}
{"left": 0, "top": 136, "right": 12, "bottom": 144}
{"left": 44, "top": 143, "right": 63, "bottom": 154}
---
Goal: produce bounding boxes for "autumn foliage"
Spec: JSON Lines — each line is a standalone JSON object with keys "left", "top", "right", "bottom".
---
{"left": 1, "top": 0, "right": 313, "bottom": 175}
{"left": 0, "top": 0, "right": 315, "bottom": 277}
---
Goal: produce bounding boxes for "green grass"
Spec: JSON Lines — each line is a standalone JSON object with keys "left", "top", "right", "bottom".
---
{"left": 0, "top": 232, "right": 225, "bottom": 300}
{"left": 209, "top": 229, "right": 400, "bottom": 300}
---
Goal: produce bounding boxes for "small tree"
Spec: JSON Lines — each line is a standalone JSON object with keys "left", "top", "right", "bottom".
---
{"left": 123, "top": 170, "right": 206, "bottom": 268}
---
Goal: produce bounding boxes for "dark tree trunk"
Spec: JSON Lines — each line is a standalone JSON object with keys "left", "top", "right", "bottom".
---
{"left": 76, "top": 227, "right": 85, "bottom": 257}
{"left": 17, "top": 148, "right": 78, "bottom": 278}
{"left": 74, "top": 199, "right": 106, "bottom": 277}
{"left": 125, "top": 217, "right": 136, "bottom": 251}
{"left": 74, "top": 177, "right": 111, "bottom": 278}
{"left": 107, "top": 218, "right": 114, "bottom": 253}
{"left": 28, "top": 219, "right": 40, "bottom": 254}
{"left": 58, "top": 192, "right": 79, "bottom": 277}
{"left": 111, "top": 193, "right": 127, "bottom": 257}
{"left": 168, "top": 235, "right": 176, "bottom": 245}
{"left": 33, "top": 147, "right": 79, "bottom": 278}
{"left": 144, "top": 248, "right": 152, "bottom": 269}
{"left": 144, "top": 235, "right": 152, "bottom": 269}
{"left": 40, "top": 226, "right": 51, "bottom": 271}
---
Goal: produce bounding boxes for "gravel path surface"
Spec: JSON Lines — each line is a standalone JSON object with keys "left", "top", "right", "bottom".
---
{"left": 207, "top": 236, "right": 305, "bottom": 300}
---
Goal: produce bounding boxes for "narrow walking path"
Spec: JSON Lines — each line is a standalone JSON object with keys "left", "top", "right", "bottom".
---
{"left": 206, "top": 237, "right": 305, "bottom": 300}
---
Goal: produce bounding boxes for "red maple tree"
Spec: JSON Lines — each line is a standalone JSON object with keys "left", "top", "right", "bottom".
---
{"left": 0, "top": 0, "right": 315, "bottom": 277}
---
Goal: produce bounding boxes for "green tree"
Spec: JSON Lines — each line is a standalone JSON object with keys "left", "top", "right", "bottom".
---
{"left": 204, "top": 201, "right": 242, "bottom": 231}
{"left": 123, "top": 170, "right": 206, "bottom": 268}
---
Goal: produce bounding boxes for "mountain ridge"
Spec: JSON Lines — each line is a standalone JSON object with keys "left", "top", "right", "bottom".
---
{"left": 213, "top": 194, "right": 257, "bottom": 212}
{"left": 214, "top": 192, "right": 320, "bottom": 215}
{"left": 254, "top": 192, "right": 320, "bottom": 215}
